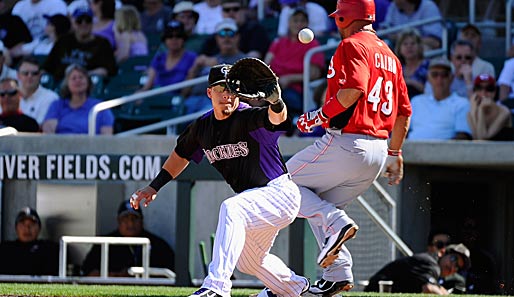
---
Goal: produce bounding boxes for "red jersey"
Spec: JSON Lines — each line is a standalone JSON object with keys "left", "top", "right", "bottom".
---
{"left": 324, "top": 31, "right": 412, "bottom": 138}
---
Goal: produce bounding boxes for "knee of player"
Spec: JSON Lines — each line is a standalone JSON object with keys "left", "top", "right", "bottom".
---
{"left": 220, "top": 199, "right": 245, "bottom": 222}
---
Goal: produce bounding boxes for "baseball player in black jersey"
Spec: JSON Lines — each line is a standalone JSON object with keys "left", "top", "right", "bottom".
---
{"left": 130, "top": 64, "right": 309, "bottom": 297}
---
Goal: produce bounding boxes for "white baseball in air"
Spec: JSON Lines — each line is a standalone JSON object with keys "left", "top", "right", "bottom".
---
{"left": 298, "top": 28, "right": 314, "bottom": 44}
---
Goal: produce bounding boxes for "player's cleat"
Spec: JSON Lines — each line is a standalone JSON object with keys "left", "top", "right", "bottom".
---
{"left": 255, "top": 277, "right": 310, "bottom": 297}
{"left": 317, "top": 223, "right": 359, "bottom": 268}
{"left": 308, "top": 278, "right": 354, "bottom": 296}
{"left": 255, "top": 288, "right": 277, "bottom": 297}
{"left": 188, "top": 288, "right": 222, "bottom": 297}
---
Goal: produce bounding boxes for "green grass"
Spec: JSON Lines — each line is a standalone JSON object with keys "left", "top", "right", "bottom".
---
{"left": 0, "top": 283, "right": 505, "bottom": 296}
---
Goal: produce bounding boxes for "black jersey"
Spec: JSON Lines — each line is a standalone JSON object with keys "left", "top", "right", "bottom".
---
{"left": 175, "top": 103, "right": 291, "bottom": 193}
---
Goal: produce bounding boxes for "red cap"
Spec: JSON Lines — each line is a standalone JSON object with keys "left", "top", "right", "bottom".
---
{"left": 473, "top": 73, "right": 496, "bottom": 87}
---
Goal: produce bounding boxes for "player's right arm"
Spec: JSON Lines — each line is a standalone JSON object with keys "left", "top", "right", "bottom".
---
{"left": 131, "top": 150, "right": 189, "bottom": 209}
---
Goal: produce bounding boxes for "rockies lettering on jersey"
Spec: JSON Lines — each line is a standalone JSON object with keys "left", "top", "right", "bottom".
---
{"left": 203, "top": 142, "right": 249, "bottom": 163}
{"left": 174, "top": 103, "right": 290, "bottom": 193}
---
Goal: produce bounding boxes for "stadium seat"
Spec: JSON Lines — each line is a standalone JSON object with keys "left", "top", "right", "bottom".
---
{"left": 40, "top": 73, "right": 55, "bottom": 91}
{"left": 185, "top": 34, "right": 210, "bottom": 53}
{"left": 118, "top": 55, "right": 152, "bottom": 74}
{"left": 147, "top": 33, "right": 163, "bottom": 56}
{"left": 260, "top": 17, "right": 279, "bottom": 41}
{"left": 103, "top": 71, "right": 144, "bottom": 100}
{"left": 114, "top": 93, "right": 184, "bottom": 134}
{"left": 90, "top": 75, "right": 106, "bottom": 99}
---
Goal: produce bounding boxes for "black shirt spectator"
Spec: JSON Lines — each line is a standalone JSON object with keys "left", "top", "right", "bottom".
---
{"left": 0, "top": 78, "right": 39, "bottom": 132}
{"left": 0, "top": 113, "right": 39, "bottom": 132}
{"left": 200, "top": 0, "right": 270, "bottom": 59}
{"left": 0, "top": 207, "right": 59, "bottom": 276}
{"left": 0, "top": 13, "right": 33, "bottom": 50}
{"left": 81, "top": 200, "right": 175, "bottom": 276}
{"left": 365, "top": 244, "right": 471, "bottom": 295}
{"left": 43, "top": 7, "right": 117, "bottom": 81}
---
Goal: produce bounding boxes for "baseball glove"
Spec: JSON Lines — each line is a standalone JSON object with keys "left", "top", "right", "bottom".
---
{"left": 226, "top": 57, "right": 278, "bottom": 101}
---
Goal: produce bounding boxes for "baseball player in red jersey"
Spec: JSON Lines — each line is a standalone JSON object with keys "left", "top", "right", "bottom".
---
{"left": 286, "top": 0, "right": 412, "bottom": 296}
{"left": 130, "top": 64, "right": 309, "bottom": 297}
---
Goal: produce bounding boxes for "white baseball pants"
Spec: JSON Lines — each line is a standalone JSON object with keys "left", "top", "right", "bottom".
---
{"left": 201, "top": 174, "right": 307, "bottom": 297}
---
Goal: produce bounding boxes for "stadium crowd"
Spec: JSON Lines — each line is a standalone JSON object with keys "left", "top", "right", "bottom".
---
{"left": 0, "top": 0, "right": 513, "bottom": 138}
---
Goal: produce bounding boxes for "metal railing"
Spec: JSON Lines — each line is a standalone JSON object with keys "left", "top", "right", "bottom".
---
{"left": 467, "top": 0, "right": 513, "bottom": 53}
{"left": 59, "top": 236, "right": 151, "bottom": 279}
{"left": 88, "top": 75, "right": 208, "bottom": 136}
{"left": 303, "top": 17, "right": 447, "bottom": 113}
{"left": 357, "top": 181, "right": 413, "bottom": 258}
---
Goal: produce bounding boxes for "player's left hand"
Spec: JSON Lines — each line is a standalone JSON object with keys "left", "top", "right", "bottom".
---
{"left": 265, "top": 83, "right": 282, "bottom": 105}
{"left": 382, "top": 154, "right": 403, "bottom": 185}
{"left": 130, "top": 186, "right": 157, "bottom": 209}
{"left": 297, "top": 108, "right": 328, "bottom": 133}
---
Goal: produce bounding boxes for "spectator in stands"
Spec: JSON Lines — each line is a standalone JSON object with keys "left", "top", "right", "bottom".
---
{"left": 264, "top": 7, "right": 324, "bottom": 117}
{"left": 182, "top": 18, "right": 247, "bottom": 114}
{"left": 449, "top": 39, "right": 495, "bottom": 98}
{"left": 11, "top": 0, "right": 68, "bottom": 47}
{"left": 425, "top": 231, "right": 467, "bottom": 294}
{"left": 248, "top": 0, "right": 280, "bottom": 20}
{"left": 364, "top": 243, "right": 471, "bottom": 295}
{"left": 120, "top": 0, "right": 143, "bottom": 11}
{"left": 458, "top": 24, "right": 496, "bottom": 77}
{"left": 382, "top": 0, "right": 443, "bottom": 50}
{"left": 498, "top": 57, "right": 514, "bottom": 101}
{"left": 277, "top": 0, "right": 328, "bottom": 38}
{"left": 114, "top": 5, "right": 149, "bottom": 63}
{"left": 172, "top": 1, "right": 199, "bottom": 37}
{"left": 427, "top": 231, "right": 451, "bottom": 258}
{"left": 408, "top": 57, "right": 472, "bottom": 140}
{"left": 374, "top": 0, "right": 391, "bottom": 30}
{"left": 0, "top": 207, "right": 59, "bottom": 275}
{"left": 199, "top": 0, "right": 271, "bottom": 59}
{"left": 43, "top": 7, "right": 117, "bottom": 82}
{"left": 467, "top": 74, "right": 513, "bottom": 140}
{"left": 194, "top": 0, "right": 224, "bottom": 35}
{"left": 0, "top": 0, "right": 33, "bottom": 63}
{"left": 91, "top": 0, "right": 116, "bottom": 50}
{"left": 21, "top": 14, "right": 71, "bottom": 56}
{"left": 138, "top": 21, "right": 197, "bottom": 95}
{"left": 0, "top": 42, "right": 17, "bottom": 81}
{"left": 140, "top": 0, "right": 173, "bottom": 36}
{"left": 66, "top": 0, "right": 91, "bottom": 16}
{"left": 0, "top": 78, "right": 40, "bottom": 132}
{"left": 81, "top": 199, "right": 175, "bottom": 276}
{"left": 17, "top": 56, "right": 59, "bottom": 125}
{"left": 395, "top": 28, "right": 430, "bottom": 98}
{"left": 42, "top": 64, "right": 114, "bottom": 134}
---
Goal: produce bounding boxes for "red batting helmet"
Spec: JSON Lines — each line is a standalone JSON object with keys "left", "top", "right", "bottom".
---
{"left": 329, "top": 0, "right": 375, "bottom": 29}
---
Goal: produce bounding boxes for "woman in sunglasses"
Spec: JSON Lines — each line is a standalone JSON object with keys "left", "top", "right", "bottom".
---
{"left": 467, "top": 73, "right": 514, "bottom": 140}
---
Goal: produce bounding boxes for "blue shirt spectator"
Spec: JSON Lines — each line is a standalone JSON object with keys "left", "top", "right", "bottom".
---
{"left": 44, "top": 97, "right": 114, "bottom": 134}
{"left": 382, "top": 0, "right": 443, "bottom": 50}
{"left": 408, "top": 57, "right": 472, "bottom": 140}
{"left": 150, "top": 51, "right": 197, "bottom": 94}
{"left": 42, "top": 64, "right": 114, "bottom": 135}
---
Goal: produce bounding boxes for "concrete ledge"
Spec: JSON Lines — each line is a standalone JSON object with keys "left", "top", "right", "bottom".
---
{"left": 2, "top": 134, "right": 514, "bottom": 169}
